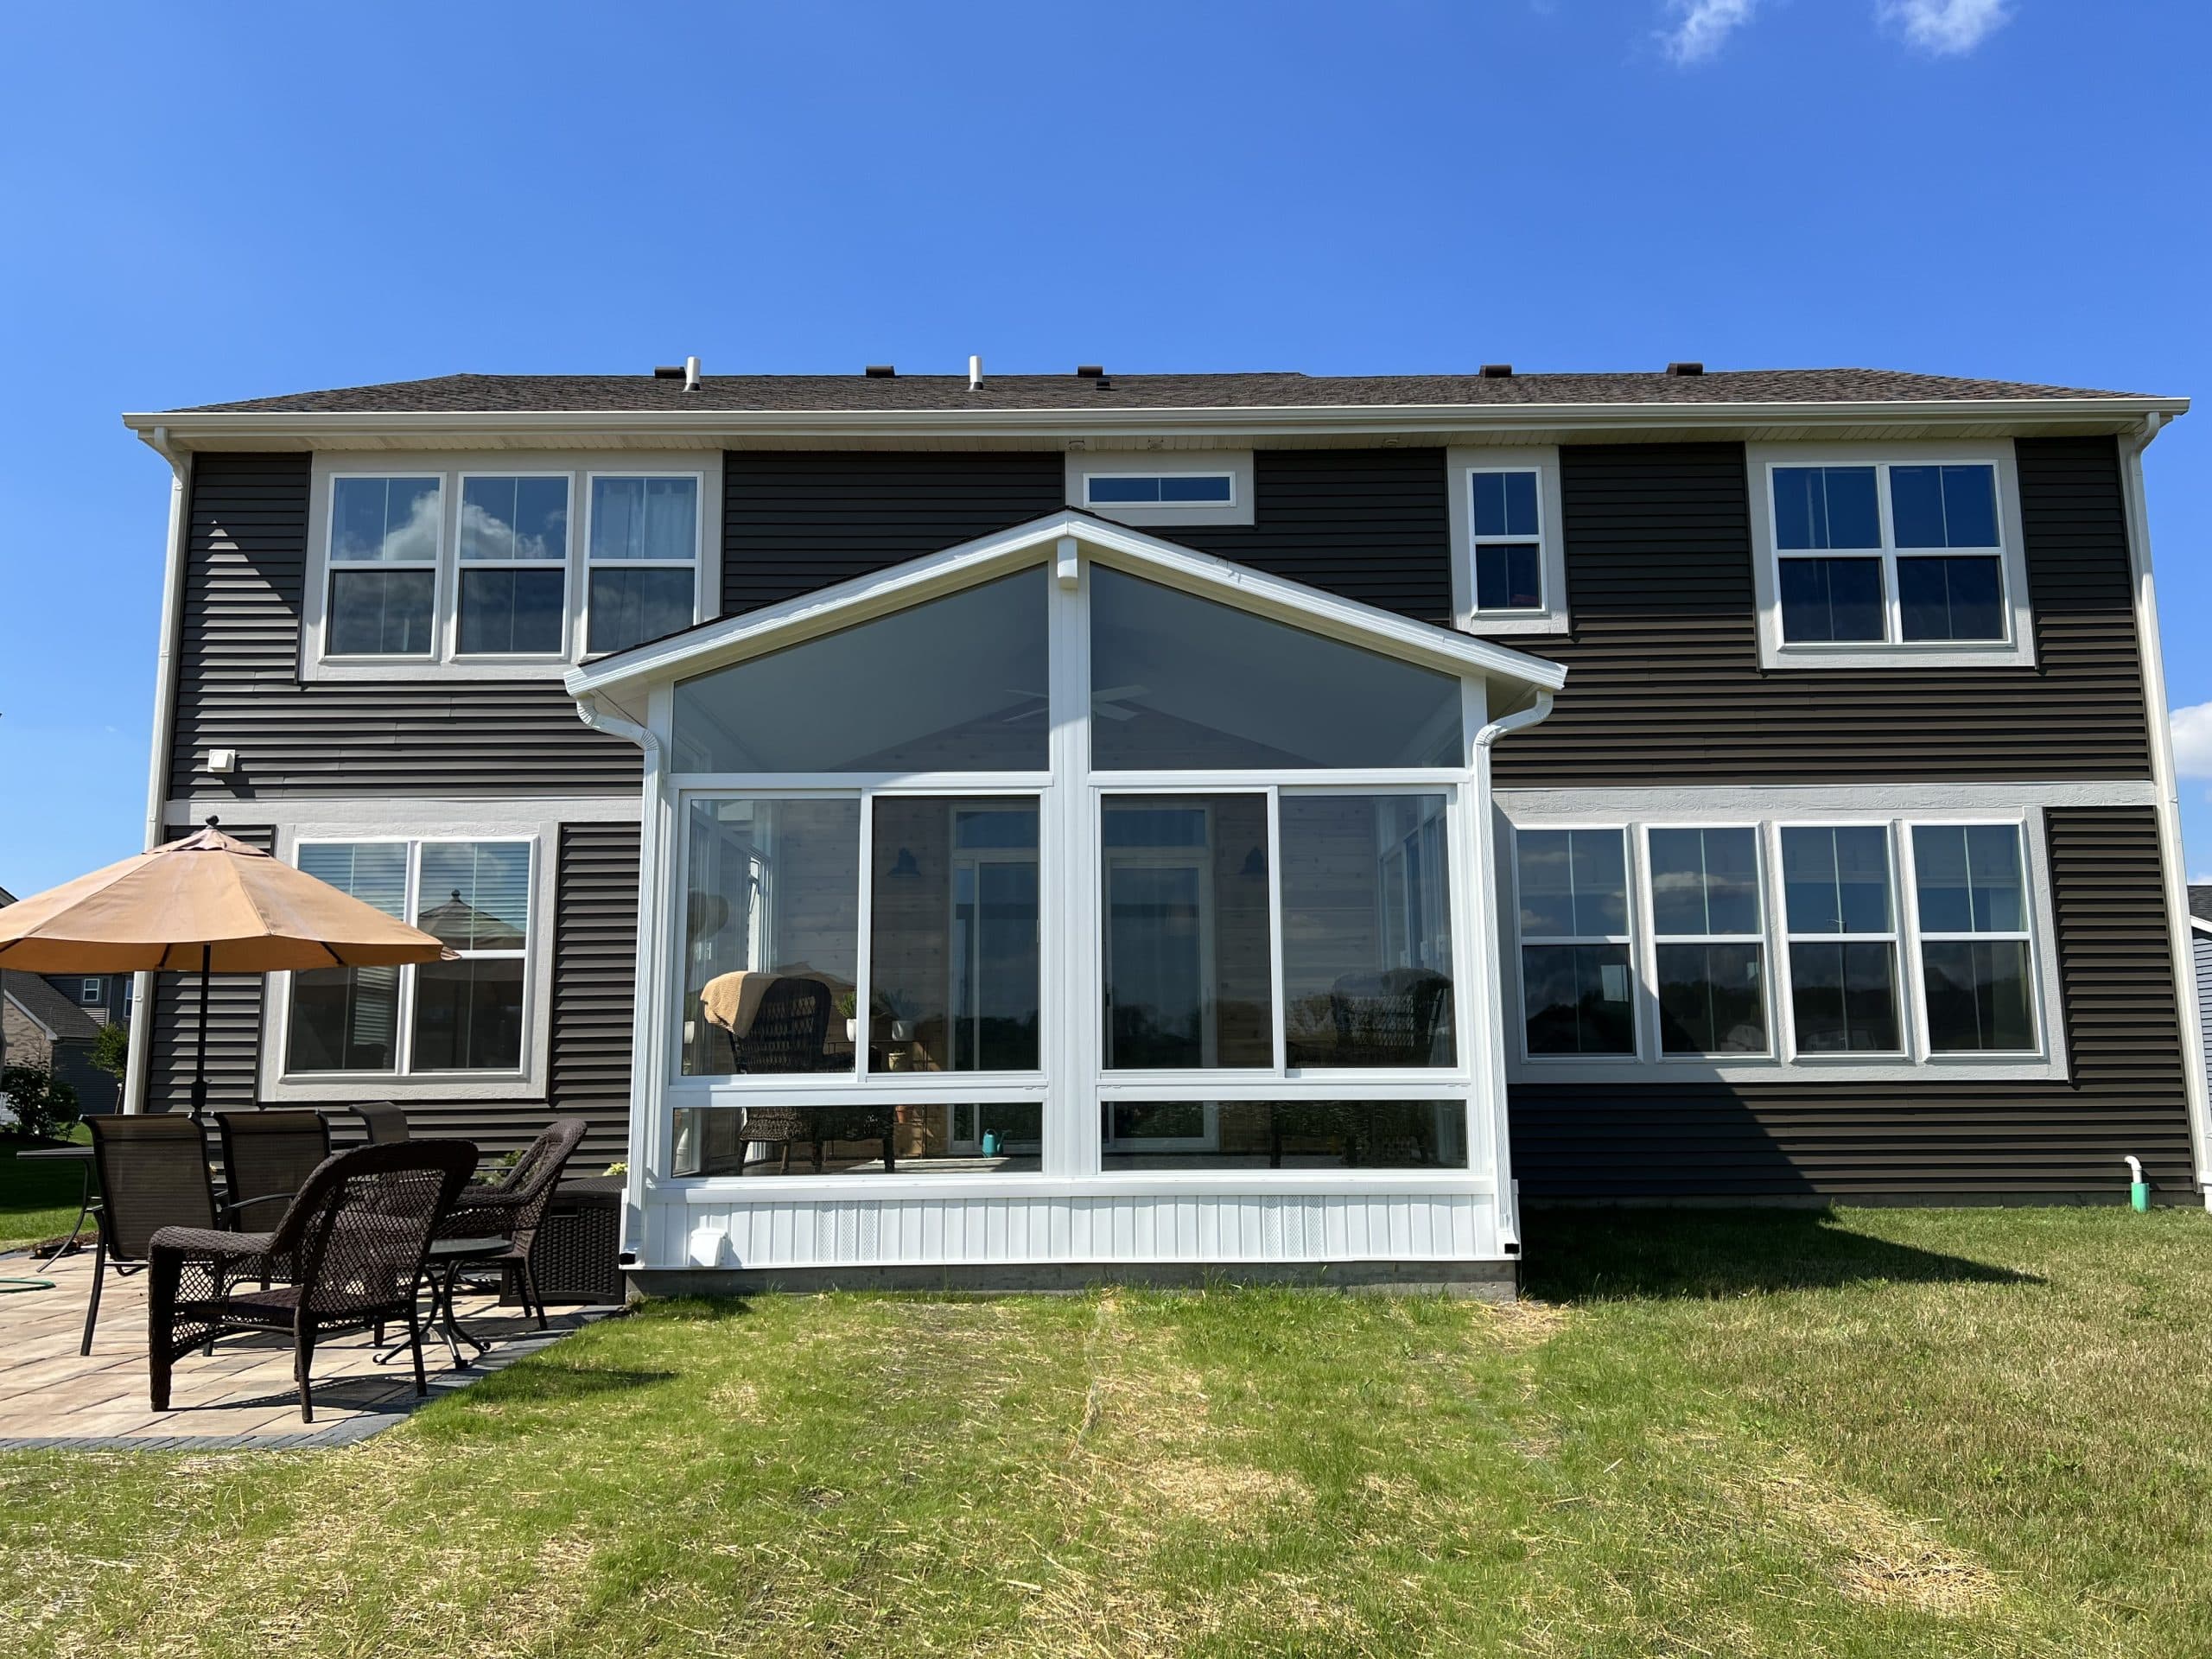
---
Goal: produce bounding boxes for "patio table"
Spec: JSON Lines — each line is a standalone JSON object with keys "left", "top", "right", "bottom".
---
{"left": 15, "top": 1144, "right": 95, "bottom": 1258}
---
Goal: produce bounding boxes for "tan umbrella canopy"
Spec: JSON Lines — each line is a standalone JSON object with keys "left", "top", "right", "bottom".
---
{"left": 0, "top": 819, "right": 451, "bottom": 1117}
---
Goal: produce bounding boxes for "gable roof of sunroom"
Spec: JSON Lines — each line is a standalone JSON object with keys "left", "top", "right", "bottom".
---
{"left": 564, "top": 509, "right": 1567, "bottom": 727}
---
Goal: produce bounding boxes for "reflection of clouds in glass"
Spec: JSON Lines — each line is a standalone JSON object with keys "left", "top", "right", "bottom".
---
{"left": 460, "top": 501, "right": 557, "bottom": 562}
{"left": 334, "top": 478, "right": 442, "bottom": 563}
{"left": 461, "top": 477, "right": 567, "bottom": 563}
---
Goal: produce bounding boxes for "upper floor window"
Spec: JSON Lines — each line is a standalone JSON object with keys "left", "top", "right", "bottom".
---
{"left": 1750, "top": 443, "right": 2031, "bottom": 669}
{"left": 1086, "top": 473, "right": 1233, "bottom": 506}
{"left": 1449, "top": 447, "right": 1567, "bottom": 635}
{"left": 79, "top": 977, "right": 102, "bottom": 1005}
{"left": 1065, "top": 452, "right": 1255, "bottom": 528}
{"left": 308, "top": 457, "right": 713, "bottom": 679}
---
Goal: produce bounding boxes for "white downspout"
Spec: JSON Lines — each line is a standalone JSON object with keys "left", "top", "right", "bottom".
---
{"left": 577, "top": 694, "right": 666, "bottom": 1266}
{"left": 2118, "top": 412, "right": 2212, "bottom": 1211}
{"left": 122, "top": 426, "right": 192, "bottom": 1113}
{"left": 1471, "top": 689, "right": 1557, "bottom": 1257}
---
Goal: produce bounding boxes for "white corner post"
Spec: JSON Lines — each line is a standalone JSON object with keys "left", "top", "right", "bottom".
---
{"left": 2120, "top": 413, "right": 2212, "bottom": 1210}
{"left": 123, "top": 427, "right": 193, "bottom": 1114}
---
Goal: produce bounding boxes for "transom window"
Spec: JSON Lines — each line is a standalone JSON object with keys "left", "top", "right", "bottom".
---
{"left": 1084, "top": 473, "right": 1234, "bottom": 506}
{"left": 1767, "top": 458, "right": 2012, "bottom": 647}
{"left": 315, "top": 463, "right": 706, "bottom": 671}
{"left": 1512, "top": 814, "right": 2050, "bottom": 1071}
{"left": 285, "top": 839, "right": 532, "bottom": 1077}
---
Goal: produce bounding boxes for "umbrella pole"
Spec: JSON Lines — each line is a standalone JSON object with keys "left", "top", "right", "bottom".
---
{"left": 190, "top": 943, "right": 211, "bottom": 1123}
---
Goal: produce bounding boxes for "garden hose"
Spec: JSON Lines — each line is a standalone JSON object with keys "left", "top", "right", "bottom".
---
{"left": 0, "top": 1275, "right": 55, "bottom": 1293}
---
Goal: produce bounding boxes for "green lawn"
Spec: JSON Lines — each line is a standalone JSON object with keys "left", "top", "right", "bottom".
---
{"left": 0, "top": 1123, "right": 91, "bottom": 1252}
{"left": 3, "top": 1206, "right": 2209, "bottom": 1656}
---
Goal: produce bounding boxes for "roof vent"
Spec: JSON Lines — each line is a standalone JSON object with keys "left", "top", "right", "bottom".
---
{"left": 1077, "top": 365, "right": 1104, "bottom": 378}
{"left": 865, "top": 364, "right": 896, "bottom": 378}
{"left": 1666, "top": 361, "right": 1704, "bottom": 377}
{"left": 652, "top": 365, "right": 683, "bottom": 379}
{"left": 683, "top": 355, "right": 701, "bottom": 392}
{"left": 969, "top": 353, "right": 983, "bottom": 391}
{"left": 1480, "top": 363, "right": 1514, "bottom": 378}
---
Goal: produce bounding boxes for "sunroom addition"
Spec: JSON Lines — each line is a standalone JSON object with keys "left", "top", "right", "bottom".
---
{"left": 569, "top": 511, "right": 1565, "bottom": 1280}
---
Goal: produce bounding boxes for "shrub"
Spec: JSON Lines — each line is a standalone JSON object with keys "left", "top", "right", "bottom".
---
{"left": 1, "top": 1063, "right": 80, "bottom": 1142}
{"left": 91, "top": 1020, "right": 130, "bottom": 1084}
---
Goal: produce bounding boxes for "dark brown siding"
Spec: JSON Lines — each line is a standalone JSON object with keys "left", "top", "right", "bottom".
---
{"left": 721, "top": 450, "right": 1065, "bottom": 614}
{"left": 1510, "top": 807, "right": 2195, "bottom": 1200}
{"left": 1170, "top": 448, "right": 1453, "bottom": 625}
{"left": 1492, "top": 436, "right": 2152, "bottom": 785}
{"left": 169, "top": 454, "right": 638, "bottom": 798}
{"left": 144, "top": 820, "right": 637, "bottom": 1166}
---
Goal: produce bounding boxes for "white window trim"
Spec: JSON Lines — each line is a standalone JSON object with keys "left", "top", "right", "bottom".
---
{"left": 582, "top": 468, "right": 710, "bottom": 660}
{"left": 1447, "top": 446, "right": 1568, "bottom": 636}
{"left": 80, "top": 978, "right": 103, "bottom": 1005}
{"left": 1747, "top": 439, "right": 2034, "bottom": 670}
{"left": 1066, "top": 450, "right": 1255, "bottom": 528}
{"left": 449, "top": 470, "right": 576, "bottom": 663}
{"left": 301, "top": 451, "right": 721, "bottom": 683}
{"left": 645, "top": 547, "right": 1511, "bottom": 1200}
{"left": 257, "top": 814, "right": 560, "bottom": 1103}
{"left": 1897, "top": 820, "right": 2049, "bottom": 1062}
{"left": 1639, "top": 822, "right": 1776, "bottom": 1061}
{"left": 1501, "top": 794, "right": 2067, "bottom": 1084}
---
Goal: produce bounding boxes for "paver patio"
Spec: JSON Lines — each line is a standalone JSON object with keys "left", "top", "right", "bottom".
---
{"left": 0, "top": 1242, "right": 617, "bottom": 1448}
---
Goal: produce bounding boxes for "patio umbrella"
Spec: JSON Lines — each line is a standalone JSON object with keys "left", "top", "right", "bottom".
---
{"left": 0, "top": 818, "right": 452, "bottom": 1120}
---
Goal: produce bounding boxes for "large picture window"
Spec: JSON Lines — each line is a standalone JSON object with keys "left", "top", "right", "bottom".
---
{"left": 286, "top": 839, "right": 531, "bottom": 1077}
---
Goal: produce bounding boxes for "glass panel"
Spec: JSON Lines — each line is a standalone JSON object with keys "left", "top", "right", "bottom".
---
{"left": 1158, "top": 474, "right": 1233, "bottom": 503}
{"left": 1911, "top": 823, "right": 2026, "bottom": 933}
{"left": 1788, "top": 941, "right": 1902, "bottom": 1052}
{"left": 1089, "top": 567, "right": 1462, "bottom": 769}
{"left": 1522, "top": 944, "right": 1635, "bottom": 1055}
{"left": 671, "top": 569, "right": 1048, "bottom": 772}
{"left": 458, "top": 568, "right": 565, "bottom": 655}
{"left": 1098, "top": 1100, "right": 1466, "bottom": 1171}
{"left": 416, "top": 842, "right": 530, "bottom": 950}
{"left": 589, "top": 476, "right": 697, "bottom": 561}
{"left": 1102, "top": 795, "right": 1273, "bottom": 1070}
{"left": 1281, "top": 795, "right": 1455, "bottom": 1068}
{"left": 1475, "top": 544, "right": 1541, "bottom": 611}
{"left": 868, "top": 798, "right": 1040, "bottom": 1075}
{"left": 1781, "top": 826, "right": 1893, "bottom": 935}
{"left": 287, "top": 843, "right": 408, "bottom": 1075}
{"left": 1656, "top": 943, "right": 1767, "bottom": 1055}
{"left": 1772, "top": 467, "right": 1878, "bottom": 551}
{"left": 1647, "top": 828, "right": 1761, "bottom": 937}
{"left": 328, "top": 569, "right": 435, "bottom": 655}
{"left": 1891, "top": 464, "right": 1999, "bottom": 549}
{"left": 1777, "top": 557, "right": 1884, "bottom": 643}
{"left": 410, "top": 957, "right": 525, "bottom": 1071}
{"left": 1923, "top": 940, "right": 2036, "bottom": 1052}
{"left": 679, "top": 798, "right": 861, "bottom": 1077}
{"left": 330, "top": 477, "right": 440, "bottom": 563}
{"left": 588, "top": 567, "right": 695, "bottom": 654}
{"left": 1089, "top": 477, "right": 1160, "bottom": 504}
{"left": 1516, "top": 829, "right": 1627, "bottom": 938}
{"left": 460, "top": 476, "right": 568, "bottom": 562}
{"left": 1897, "top": 556, "right": 2004, "bottom": 642}
{"left": 1471, "top": 471, "right": 1539, "bottom": 538}
{"left": 672, "top": 1101, "right": 1042, "bottom": 1177}
{"left": 1888, "top": 466, "right": 1946, "bottom": 550}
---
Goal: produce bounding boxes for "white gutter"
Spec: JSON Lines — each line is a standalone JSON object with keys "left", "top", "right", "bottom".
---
{"left": 2119, "top": 414, "right": 2212, "bottom": 1211}
{"left": 119, "top": 395, "right": 2193, "bottom": 450}
{"left": 121, "top": 426, "right": 192, "bottom": 1113}
{"left": 1471, "top": 690, "right": 1557, "bottom": 1256}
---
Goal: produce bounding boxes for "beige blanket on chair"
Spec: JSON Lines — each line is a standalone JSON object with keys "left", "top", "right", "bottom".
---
{"left": 699, "top": 970, "right": 779, "bottom": 1040}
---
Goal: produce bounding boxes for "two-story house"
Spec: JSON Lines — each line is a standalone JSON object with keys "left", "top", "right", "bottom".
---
{"left": 118, "top": 364, "right": 2208, "bottom": 1293}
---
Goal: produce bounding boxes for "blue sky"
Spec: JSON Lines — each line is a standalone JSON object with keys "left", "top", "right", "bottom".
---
{"left": 1, "top": 1, "right": 2207, "bottom": 895}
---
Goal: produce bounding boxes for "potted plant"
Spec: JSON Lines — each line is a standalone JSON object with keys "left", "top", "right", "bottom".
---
{"left": 835, "top": 988, "right": 859, "bottom": 1043}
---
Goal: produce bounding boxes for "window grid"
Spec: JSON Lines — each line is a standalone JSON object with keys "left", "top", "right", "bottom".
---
{"left": 1468, "top": 467, "right": 1545, "bottom": 613}
{"left": 1900, "top": 821, "right": 2041, "bottom": 1058}
{"left": 1774, "top": 823, "right": 1907, "bottom": 1061}
{"left": 454, "top": 473, "right": 571, "bottom": 659}
{"left": 1513, "top": 825, "right": 1637, "bottom": 1062}
{"left": 1641, "top": 823, "right": 1771, "bottom": 1059}
{"left": 1768, "top": 460, "right": 2008, "bottom": 648}
{"left": 326, "top": 475, "right": 442, "bottom": 659}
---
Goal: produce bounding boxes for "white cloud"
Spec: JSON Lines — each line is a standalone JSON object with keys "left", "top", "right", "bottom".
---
{"left": 2173, "top": 702, "right": 2212, "bottom": 778}
{"left": 1661, "top": 0, "right": 1760, "bottom": 63}
{"left": 1879, "top": 0, "right": 2012, "bottom": 55}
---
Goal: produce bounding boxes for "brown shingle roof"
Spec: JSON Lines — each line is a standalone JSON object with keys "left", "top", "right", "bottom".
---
{"left": 2190, "top": 886, "right": 2212, "bottom": 925}
{"left": 172, "top": 367, "right": 2159, "bottom": 416}
{"left": 2, "top": 970, "right": 101, "bottom": 1042}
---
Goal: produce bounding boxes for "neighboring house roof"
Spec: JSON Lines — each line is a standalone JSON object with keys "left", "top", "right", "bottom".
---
{"left": 165, "top": 367, "right": 2163, "bottom": 416}
{"left": 0, "top": 883, "right": 16, "bottom": 906}
{"left": 2190, "top": 885, "right": 2212, "bottom": 933}
{"left": 1, "top": 970, "right": 101, "bottom": 1043}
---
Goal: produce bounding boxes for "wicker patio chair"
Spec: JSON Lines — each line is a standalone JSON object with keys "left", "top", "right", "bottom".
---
{"left": 431, "top": 1116, "right": 589, "bottom": 1334}
{"left": 354, "top": 1103, "right": 412, "bottom": 1145}
{"left": 216, "top": 1110, "right": 333, "bottom": 1222}
{"left": 146, "top": 1140, "right": 477, "bottom": 1421}
{"left": 1272, "top": 969, "right": 1453, "bottom": 1167}
{"left": 715, "top": 977, "right": 893, "bottom": 1173}
{"left": 80, "top": 1115, "right": 221, "bottom": 1356}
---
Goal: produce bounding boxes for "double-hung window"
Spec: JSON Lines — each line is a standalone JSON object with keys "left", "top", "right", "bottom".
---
{"left": 1511, "top": 810, "right": 2054, "bottom": 1075}
{"left": 587, "top": 474, "right": 701, "bottom": 654}
{"left": 457, "top": 474, "right": 569, "bottom": 656}
{"left": 285, "top": 839, "right": 532, "bottom": 1078}
{"left": 1450, "top": 447, "right": 1567, "bottom": 633}
{"left": 327, "top": 476, "right": 441, "bottom": 656}
{"left": 1753, "top": 445, "right": 2028, "bottom": 666}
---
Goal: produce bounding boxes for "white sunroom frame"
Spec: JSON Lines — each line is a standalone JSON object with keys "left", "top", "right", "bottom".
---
{"left": 567, "top": 510, "right": 1567, "bottom": 1274}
